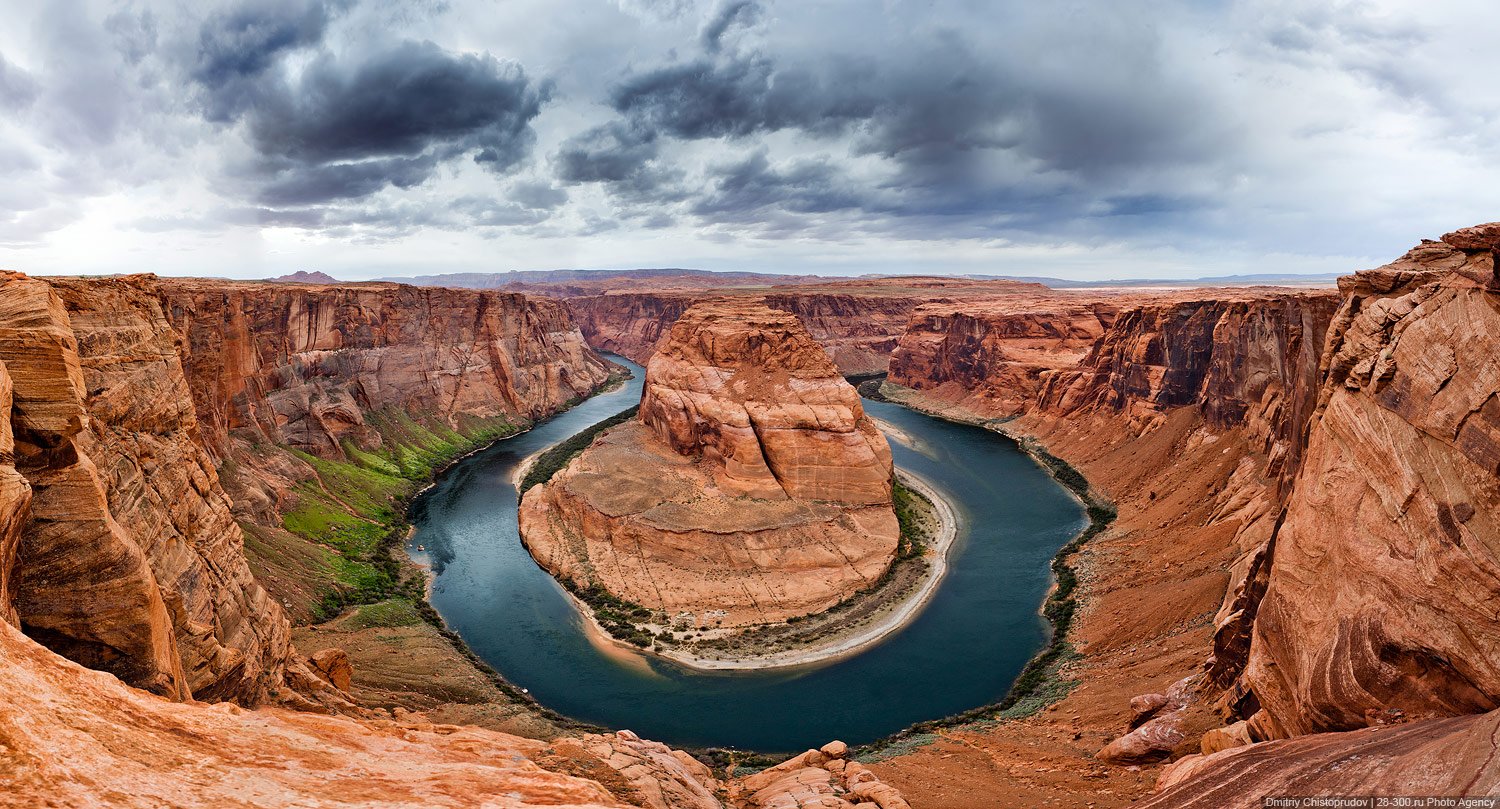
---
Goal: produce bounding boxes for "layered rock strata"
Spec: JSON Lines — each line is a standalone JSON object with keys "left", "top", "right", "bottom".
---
{"left": 156, "top": 278, "right": 612, "bottom": 463}
{"left": 0, "top": 274, "right": 341, "bottom": 704}
{"left": 521, "top": 300, "right": 899, "bottom": 627}
{"left": 1140, "top": 709, "right": 1500, "bottom": 809}
{"left": 562, "top": 277, "right": 1050, "bottom": 374}
{"left": 887, "top": 298, "right": 1120, "bottom": 416}
{"left": 1222, "top": 229, "right": 1500, "bottom": 740}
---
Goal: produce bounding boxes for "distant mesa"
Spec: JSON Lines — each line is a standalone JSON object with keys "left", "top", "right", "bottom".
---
{"left": 268, "top": 271, "right": 339, "bottom": 284}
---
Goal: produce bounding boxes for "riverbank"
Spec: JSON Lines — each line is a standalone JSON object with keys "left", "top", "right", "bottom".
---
{"left": 545, "top": 465, "right": 959, "bottom": 672}
{"left": 851, "top": 380, "right": 1115, "bottom": 752}
{"left": 288, "top": 369, "right": 638, "bottom": 737}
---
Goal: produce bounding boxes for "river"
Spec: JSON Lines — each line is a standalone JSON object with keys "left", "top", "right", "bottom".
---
{"left": 408, "top": 356, "right": 1086, "bottom": 753}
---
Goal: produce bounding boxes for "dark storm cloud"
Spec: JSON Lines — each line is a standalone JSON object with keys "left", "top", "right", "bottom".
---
{"left": 190, "top": 0, "right": 346, "bottom": 121}
{"left": 692, "top": 150, "right": 860, "bottom": 218}
{"left": 255, "top": 154, "right": 438, "bottom": 205}
{"left": 244, "top": 41, "right": 547, "bottom": 171}
{"left": 551, "top": 121, "right": 688, "bottom": 209}
{"left": 700, "top": 0, "right": 761, "bottom": 53}
{"left": 554, "top": 122, "right": 660, "bottom": 183}
{"left": 576, "top": 5, "right": 1240, "bottom": 240}
{"left": 609, "top": 55, "right": 875, "bottom": 140}
{"left": 195, "top": 35, "right": 550, "bottom": 206}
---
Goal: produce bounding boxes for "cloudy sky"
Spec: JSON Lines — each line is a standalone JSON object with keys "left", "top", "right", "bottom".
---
{"left": 0, "top": 0, "right": 1495, "bottom": 280}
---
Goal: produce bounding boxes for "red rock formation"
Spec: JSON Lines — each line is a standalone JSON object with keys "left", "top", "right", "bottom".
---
{"left": 1226, "top": 231, "right": 1500, "bottom": 739}
{"left": 640, "top": 301, "right": 893, "bottom": 504}
{"left": 760, "top": 292, "right": 925, "bottom": 376}
{"left": 0, "top": 273, "right": 190, "bottom": 699}
{"left": 566, "top": 292, "right": 697, "bottom": 365}
{"left": 521, "top": 300, "right": 899, "bottom": 627}
{"left": 1140, "top": 710, "right": 1500, "bottom": 809}
{"left": 0, "top": 357, "right": 32, "bottom": 628}
{"left": 888, "top": 297, "right": 1119, "bottom": 416}
{"left": 732, "top": 740, "right": 912, "bottom": 809}
{"left": 156, "top": 278, "right": 613, "bottom": 462}
{"left": 562, "top": 277, "right": 1049, "bottom": 374}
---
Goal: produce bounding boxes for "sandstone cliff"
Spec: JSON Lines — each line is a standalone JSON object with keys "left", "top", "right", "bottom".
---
{"left": 157, "top": 278, "right": 611, "bottom": 465}
{"left": 562, "top": 278, "right": 1048, "bottom": 375}
{"left": 868, "top": 286, "right": 1345, "bottom": 804}
{"left": 521, "top": 300, "right": 900, "bottom": 627}
{"left": 1220, "top": 228, "right": 1500, "bottom": 742}
{"left": 887, "top": 297, "right": 1119, "bottom": 417}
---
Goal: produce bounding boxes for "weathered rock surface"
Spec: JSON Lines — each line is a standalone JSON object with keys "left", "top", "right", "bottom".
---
{"left": 1096, "top": 675, "right": 1199, "bottom": 764}
{"left": 888, "top": 297, "right": 1119, "bottom": 416}
{"left": 732, "top": 740, "right": 912, "bottom": 809}
{"left": 0, "top": 356, "right": 32, "bottom": 628}
{"left": 1, "top": 273, "right": 191, "bottom": 700}
{"left": 1228, "top": 232, "right": 1500, "bottom": 738}
{"left": 1140, "top": 710, "right": 1500, "bottom": 809}
{"left": 640, "top": 301, "right": 893, "bottom": 504}
{"left": 561, "top": 277, "right": 1049, "bottom": 374}
{"left": 157, "top": 278, "right": 613, "bottom": 464}
{"left": 307, "top": 647, "right": 354, "bottom": 693}
{"left": 544, "top": 730, "right": 723, "bottom": 809}
{"left": 522, "top": 300, "right": 899, "bottom": 627}
{"left": 0, "top": 616, "right": 639, "bottom": 808}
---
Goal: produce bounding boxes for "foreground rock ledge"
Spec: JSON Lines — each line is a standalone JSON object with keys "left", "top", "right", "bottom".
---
{"left": 520, "top": 299, "right": 900, "bottom": 630}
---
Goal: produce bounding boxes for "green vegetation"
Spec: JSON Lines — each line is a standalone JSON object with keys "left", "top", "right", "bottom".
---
{"left": 560, "top": 578, "right": 659, "bottom": 648}
{"left": 339, "top": 598, "right": 425, "bottom": 631}
{"left": 518, "top": 405, "right": 639, "bottom": 493}
{"left": 891, "top": 478, "right": 929, "bottom": 560}
{"left": 275, "top": 407, "right": 527, "bottom": 621}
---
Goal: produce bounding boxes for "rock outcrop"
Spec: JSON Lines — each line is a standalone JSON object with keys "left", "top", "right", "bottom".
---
{"left": 0, "top": 356, "right": 32, "bottom": 628}
{"left": 732, "top": 740, "right": 912, "bottom": 809}
{"left": 157, "top": 278, "right": 612, "bottom": 464}
{"left": 1140, "top": 709, "right": 1500, "bottom": 809}
{"left": 1224, "top": 230, "right": 1500, "bottom": 739}
{"left": 562, "top": 278, "right": 1050, "bottom": 374}
{"left": 639, "top": 301, "right": 893, "bottom": 505}
{"left": 888, "top": 298, "right": 1119, "bottom": 416}
{"left": 0, "top": 614, "right": 655, "bottom": 808}
{"left": 0, "top": 274, "right": 321, "bottom": 704}
{"left": 521, "top": 300, "right": 899, "bottom": 627}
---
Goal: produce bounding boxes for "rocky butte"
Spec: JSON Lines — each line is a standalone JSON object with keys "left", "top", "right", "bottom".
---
{"left": 520, "top": 299, "right": 901, "bottom": 631}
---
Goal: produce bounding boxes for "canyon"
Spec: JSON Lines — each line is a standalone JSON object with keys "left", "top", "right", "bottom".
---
{"left": 519, "top": 300, "right": 902, "bottom": 633}
{"left": 0, "top": 271, "right": 910, "bottom": 808}
{"left": 1, "top": 223, "right": 1497, "bottom": 808}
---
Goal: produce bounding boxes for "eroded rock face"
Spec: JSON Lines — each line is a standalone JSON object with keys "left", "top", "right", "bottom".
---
{"left": 640, "top": 301, "right": 893, "bottom": 504}
{"left": 732, "top": 740, "right": 912, "bottom": 809}
{"left": 0, "top": 617, "right": 626, "bottom": 808}
{"left": 521, "top": 300, "right": 899, "bottom": 626}
{"left": 888, "top": 298, "right": 1119, "bottom": 417}
{"left": 1232, "top": 233, "right": 1500, "bottom": 737}
{"left": 1140, "top": 710, "right": 1500, "bottom": 809}
{"left": 0, "top": 357, "right": 32, "bottom": 628}
{"left": 157, "top": 278, "right": 613, "bottom": 463}
{"left": 0, "top": 273, "right": 189, "bottom": 699}
{"left": 562, "top": 278, "right": 1049, "bottom": 375}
